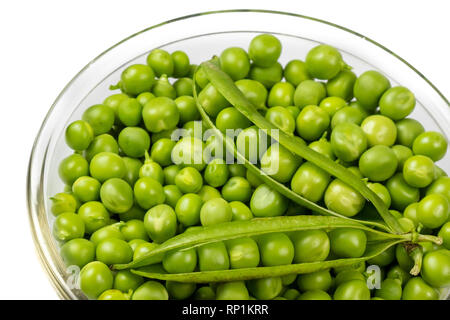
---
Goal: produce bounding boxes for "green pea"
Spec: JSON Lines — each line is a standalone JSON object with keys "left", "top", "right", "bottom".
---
{"left": 216, "top": 281, "right": 249, "bottom": 300}
{"left": 152, "top": 74, "right": 176, "bottom": 99}
{"left": 134, "top": 177, "right": 165, "bottom": 209}
{"left": 171, "top": 137, "right": 206, "bottom": 171}
{"left": 198, "top": 83, "right": 230, "bottom": 117}
{"left": 325, "top": 179, "right": 365, "bottom": 217}
{"left": 60, "top": 238, "right": 95, "bottom": 268}
{"left": 402, "top": 277, "right": 438, "bottom": 300}
{"left": 163, "top": 248, "right": 197, "bottom": 273}
{"left": 118, "top": 127, "right": 150, "bottom": 158}
{"left": 326, "top": 70, "right": 357, "bottom": 101}
{"left": 297, "top": 269, "right": 333, "bottom": 292}
{"left": 438, "top": 222, "right": 450, "bottom": 249}
{"left": 334, "top": 269, "right": 365, "bottom": 287}
{"left": 367, "top": 182, "right": 391, "bottom": 208}
{"left": 426, "top": 176, "right": 450, "bottom": 201}
{"left": 121, "top": 219, "right": 148, "bottom": 241}
{"left": 198, "top": 241, "right": 230, "bottom": 271}
{"left": 90, "top": 224, "right": 125, "bottom": 246}
{"left": 359, "top": 145, "right": 398, "bottom": 181}
{"left": 319, "top": 96, "right": 347, "bottom": 117}
{"left": 283, "top": 288, "right": 300, "bottom": 300}
{"left": 247, "top": 277, "right": 282, "bottom": 300}
{"left": 132, "top": 281, "right": 169, "bottom": 300}
{"left": 119, "top": 64, "right": 155, "bottom": 96}
{"left": 146, "top": 49, "right": 173, "bottom": 77}
{"left": 226, "top": 237, "right": 260, "bottom": 269}
{"left": 203, "top": 158, "right": 229, "bottom": 188}
{"left": 229, "top": 163, "right": 247, "bottom": 177}
{"left": 163, "top": 165, "right": 181, "bottom": 185}
{"left": 268, "top": 82, "right": 295, "bottom": 107}
{"left": 367, "top": 246, "right": 395, "bottom": 267}
{"left": 166, "top": 281, "right": 196, "bottom": 300}
{"left": 120, "top": 157, "right": 141, "bottom": 187}
{"left": 173, "top": 78, "right": 194, "bottom": 97}
{"left": 412, "top": 131, "right": 448, "bottom": 161}
{"left": 220, "top": 47, "right": 250, "bottom": 80}
{"left": 296, "top": 105, "right": 330, "bottom": 141}
{"left": 142, "top": 96, "right": 179, "bottom": 133}
{"left": 216, "top": 107, "right": 251, "bottom": 131}
{"left": 391, "top": 145, "right": 413, "bottom": 172}
{"left": 96, "top": 238, "right": 133, "bottom": 265}
{"left": 331, "top": 106, "right": 365, "bottom": 129}
{"left": 379, "top": 86, "right": 415, "bottom": 120}
{"left": 290, "top": 230, "right": 330, "bottom": 263}
{"left": 353, "top": 70, "right": 391, "bottom": 112}
{"left": 174, "top": 96, "right": 200, "bottom": 125}
{"left": 100, "top": 178, "right": 134, "bottom": 213}
{"left": 309, "top": 138, "right": 335, "bottom": 159}
{"left": 265, "top": 106, "right": 296, "bottom": 135}
{"left": 421, "top": 249, "right": 450, "bottom": 288}
{"left": 331, "top": 122, "right": 367, "bottom": 162}
{"left": 250, "top": 184, "right": 288, "bottom": 217}
{"left": 333, "top": 280, "right": 370, "bottom": 300}
{"left": 84, "top": 134, "right": 119, "bottom": 162}
{"left": 417, "top": 194, "right": 449, "bottom": 229}
{"left": 152, "top": 128, "right": 176, "bottom": 142}
{"left": 89, "top": 152, "right": 125, "bottom": 182}
{"left": 53, "top": 212, "right": 85, "bottom": 242}
{"left": 306, "top": 44, "right": 346, "bottom": 80}
{"left": 103, "top": 93, "right": 129, "bottom": 120}
{"left": 117, "top": 98, "right": 142, "bottom": 127}
{"left": 386, "top": 173, "right": 420, "bottom": 211}
{"left": 236, "top": 126, "right": 268, "bottom": 162}
{"left": 330, "top": 228, "right": 367, "bottom": 258}
{"left": 403, "top": 155, "right": 435, "bottom": 188}
{"left": 249, "top": 62, "right": 283, "bottom": 89}
{"left": 361, "top": 115, "right": 397, "bottom": 147}
{"left": 136, "top": 92, "right": 155, "bottom": 106}
{"left": 119, "top": 204, "right": 145, "bottom": 222}
{"left": 284, "top": 59, "right": 311, "bottom": 86}
{"left": 291, "top": 162, "right": 331, "bottom": 202}
{"left": 144, "top": 204, "right": 177, "bottom": 243}
{"left": 248, "top": 34, "right": 281, "bottom": 67}
{"left": 175, "top": 167, "right": 203, "bottom": 193}
{"left": 78, "top": 201, "right": 110, "bottom": 234}
{"left": 65, "top": 120, "right": 94, "bottom": 151}
{"left": 175, "top": 193, "right": 202, "bottom": 226}
{"left": 82, "top": 104, "right": 115, "bottom": 135}
{"left": 197, "top": 185, "right": 222, "bottom": 203}
{"left": 139, "top": 157, "right": 164, "bottom": 184}
{"left": 235, "top": 79, "right": 268, "bottom": 110}
{"left": 395, "top": 118, "right": 425, "bottom": 148}
{"left": 256, "top": 232, "right": 294, "bottom": 266}
{"left": 221, "top": 177, "right": 252, "bottom": 202}
{"left": 194, "top": 286, "right": 216, "bottom": 300}
{"left": 59, "top": 153, "right": 89, "bottom": 186}
{"left": 113, "top": 270, "right": 144, "bottom": 293}
{"left": 230, "top": 201, "right": 254, "bottom": 221}
{"left": 50, "top": 192, "right": 80, "bottom": 216}
{"left": 171, "top": 50, "right": 190, "bottom": 78}
{"left": 200, "top": 198, "right": 232, "bottom": 226}
{"left": 386, "top": 265, "right": 411, "bottom": 286}
{"left": 293, "top": 80, "right": 326, "bottom": 109}
{"left": 80, "top": 261, "right": 113, "bottom": 299}
{"left": 133, "top": 242, "right": 163, "bottom": 262}
{"left": 297, "top": 290, "right": 332, "bottom": 300}
{"left": 260, "top": 143, "right": 302, "bottom": 183}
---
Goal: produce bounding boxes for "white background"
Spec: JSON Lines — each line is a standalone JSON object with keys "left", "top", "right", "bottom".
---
{"left": 0, "top": 0, "right": 448, "bottom": 299}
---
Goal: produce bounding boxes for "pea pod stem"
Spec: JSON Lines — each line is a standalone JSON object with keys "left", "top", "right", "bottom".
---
{"left": 192, "top": 77, "right": 391, "bottom": 233}
{"left": 131, "top": 239, "right": 404, "bottom": 283}
{"left": 114, "top": 215, "right": 426, "bottom": 271}
{"left": 199, "top": 60, "right": 403, "bottom": 234}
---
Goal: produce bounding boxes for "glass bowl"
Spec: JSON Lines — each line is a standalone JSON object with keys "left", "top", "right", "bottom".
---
{"left": 27, "top": 9, "right": 450, "bottom": 300}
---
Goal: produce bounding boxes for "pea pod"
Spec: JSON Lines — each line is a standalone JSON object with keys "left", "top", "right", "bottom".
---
{"left": 192, "top": 77, "right": 390, "bottom": 232}
{"left": 198, "top": 59, "right": 403, "bottom": 234}
{"left": 114, "top": 215, "right": 439, "bottom": 270}
{"left": 131, "top": 239, "right": 402, "bottom": 283}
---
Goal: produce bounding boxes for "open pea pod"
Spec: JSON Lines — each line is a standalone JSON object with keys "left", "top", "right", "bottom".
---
{"left": 131, "top": 239, "right": 403, "bottom": 283}
{"left": 192, "top": 79, "right": 391, "bottom": 233}
{"left": 114, "top": 216, "right": 438, "bottom": 271}
{"left": 198, "top": 60, "right": 403, "bottom": 234}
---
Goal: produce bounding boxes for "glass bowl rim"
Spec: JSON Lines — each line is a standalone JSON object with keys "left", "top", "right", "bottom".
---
{"left": 26, "top": 8, "right": 450, "bottom": 299}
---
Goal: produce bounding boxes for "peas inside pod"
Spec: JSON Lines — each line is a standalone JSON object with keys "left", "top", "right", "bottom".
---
{"left": 53, "top": 34, "right": 449, "bottom": 300}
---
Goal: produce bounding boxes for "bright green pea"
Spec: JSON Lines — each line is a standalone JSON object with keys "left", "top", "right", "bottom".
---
{"left": 175, "top": 193, "right": 202, "bottom": 226}
{"left": 386, "top": 265, "right": 411, "bottom": 286}
{"left": 235, "top": 79, "right": 268, "bottom": 110}
{"left": 58, "top": 153, "right": 89, "bottom": 186}
{"left": 306, "top": 44, "right": 346, "bottom": 80}
{"left": 142, "top": 96, "right": 179, "bottom": 133}
{"left": 353, "top": 70, "right": 391, "bottom": 112}
{"left": 200, "top": 198, "right": 232, "bottom": 226}
{"left": 89, "top": 152, "right": 125, "bottom": 182}
{"left": 421, "top": 249, "right": 450, "bottom": 288}
{"left": 65, "top": 120, "right": 94, "bottom": 151}
{"left": 293, "top": 80, "right": 326, "bottom": 109}
{"left": 386, "top": 173, "right": 420, "bottom": 211}
{"left": 119, "top": 64, "right": 155, "bottom": 96}
{"left": 395, "top": 118, "right": 425, "bottom": 148}
{"left": 203, "top": 158, "right": 229, "bottom": 188}
{"left": 236, "top": 126, "right": 268, "bottom": 162}
{"left": 132, "top": 242, "right": 163, "bottom": 262}
{"left": 78, "top": 201, "right": 110, "bottom": 234}
{"left": 265, "top": 106, "right": 296, "bottom": 135}
{"left": 296, "top": 105, "right": 330, "bottom": 141}
{"left": 284, "top": 59, "right": 311, "bottom": 86}
{"left": 82, "top": 104, "right": 115, "bottom": 135}
{"left": 173, "top": 78, "right": 194, "bottom": 97}
{"left": 247, "top": 277, "right": 282, "bottom": 300}
{"left": 216, "top": 281, "right": 249, "bottom": 300}
{"left": 60, "top": 238, "right": 95, "bottom": 268}
{"left": 197, "top": 83, "right": 230, "bottom": 117}
{"left": 118, "top": 127, "right": 150, "bottom": 158}
{"left": 197, "top": 185, "right": 222, "bottom": 203}
{"left": 166, "top": 281, "right": 196, "bottom": 300}
{"left": 216, "top": 107, "right": 251, "bottom": 131}
{"left": 359, "top": 145, "right": 398, "bottom": 181}
{"left": 331, "top": 122, "right": 367, "bottom": 162}
{"left": 291, "top": 162, "right": 331, "bottom": 202}
{"left": 268, "top": 82, "right": 295, "bottom": 107}
{"left": 367, "top": 246, "right": 396, "bottom": 267}
{"left": 171, "top": 137, "right": 206, "bottom": 171}
{"left": 50, "top": 192, "right": 80, "bottom": 216}
{"left": 331, "top": 106, "right": 365, "bottom": 129}
{"left": 80, "top": 261, "right": 113, "bottom": 299}
{"left": 103, "top": 93, "right": 129, "bottom": 121}
{"left": 229, "top": 201, "right": 253, "bottom": 221}
{"left": 119, "top": 204, "right": 145, "bottom": 222}
{"left": 163, "top": 184, "right": 182, "bottom": 209}
{"left": 139, "top": 157, "right": 164, "bottom": 185}
{"left": 53, "top": 212, "right": 85, "bottom": 241}
{"left": 146, "top": 49, "right": 173, "bottom": 77}
{"left": 412, "top": 131, "right": 448, "bottom": 161}
{"left": 391, "top": 144, "right": 413, "bottom": 172}
{"left": 226, "top": 237, "right": 260, "bottom": 269}
{"left": 84, "top": 134, "right": 119, "bottom": 162}
{"left": 96, "top": 238, "right": 133, "bottom": 265}
{"left": 136, "top": 92, "right": 155, "bottom": 106}
{"left": 121, "top": 219, "right": 149, "bottom": 241}
{"left": 379, "top": 86, "right": 415, "bottom": 120}
{"left": 163, "top": 165, "right": 181, "bottom": 185}
{"left": 194, "top": 65, "right": 209, "bottom": 88}
{"left": 309, "top": 138, "right": 335, "bottom": 160}
{"left": 100, "top": 178, "right": 134, "bottom": 213}
{"left": 426, "top": 176, "right": 450, "bottom": 201}
{"left": 248, "top": 34, "right": 281, "bottom": 67}
{"left": 134, "top": 177, "right": 165, "bottom": 209}
{"left": 171, "top": 50, "right": 190, "bottom": 78}
{"left": 194, "top": 286, "right": 216, "bottom": 300}
{"left": 113, "top": 270, "right": 144, "bottom": 293}
{"left": 334, "top": 269, "right": 366, "bottom": 287}
{"left": 90, "top": 224, "right": 125, "bottom": 246}
{"left": 361, "top": 115, "right": 397, "bottom": 147}
{"left": 333, "top": 280, "right": 370, "bottom": 300}
{"left": 175, "top": 96, "right": 200, "bottom": 125}
{"left": 175, "top": 167, "right": 203, "bottom": 193}
{"left": 367, "top": 182, "right": 391, "bottom": 208}
{"left": 249, "top": 62, "right": 283, "bottom": 89}
{"left": 403, "top": 155, "right": 435, "bottom": 188}
{"left": 163, "top": 248, "right": 197, "bottom": 273}
{"left": 250, "top": 184, "right": 288, "bottom": 217}
{"left": 260, "top": 143, "right": 302, "bottom": 183}
{"left": 220, "top": 47, "right": 250, "bottom": 80}
{"left": 144, "top": 204, "right": 177, "bottom": 243}
{"left": 152, "top": 74, "right": 176, "bottom": 99}
{"left": 121, "top": 157, "right": 142, "bottom": 187}
{"left": 132, "top": 281, "right": 169, "bottom": 300}
{"left": 324, "top": 179, "right": 365, "bottom": 217}
{"left": 290, "top": 230, "right": 330, "bottom": 263}
{"left": 221, "top": 177, "right": 252, "bottom": 202}
{"left": 402, "top": 277, "right": 438, "bottom": 300}
{"left": 319, "top": 96, "right": 347, "bottom": 117}
{"left": 198, "top": 241, "right": 230, "bottom": 271}
{"left": 438, "top": 222, "right": 450, "bottom": 250}
{"left": 417, "top": 194, "right": 449, "bottom": 229}
{"left": 256, "top": 232, "right": 294, "bottom": 266}
{"left": 117, "top": 98, "right": 142, "bottom": 127}
{"left": 326, "top": 70, "right": 357, "bottom": 101}
{"left": 330, "top": 228, "right": 367, "bottom": 258}
{"left": 297, "top": 269, "right": 333, "bottom": 292}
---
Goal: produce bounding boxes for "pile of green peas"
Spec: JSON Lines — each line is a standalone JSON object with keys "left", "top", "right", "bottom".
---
{"left": 52, "top": 33, "right": 450, "bottom": 300}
